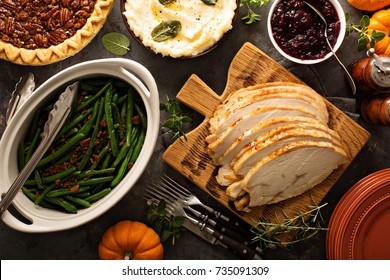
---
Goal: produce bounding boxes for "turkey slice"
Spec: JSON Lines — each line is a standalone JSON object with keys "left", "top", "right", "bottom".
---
{"left": 217, "top": 124, "right": 343, "bottom": 187}
{"left": 237, "top": 141, "right": 346, "bottom": 208}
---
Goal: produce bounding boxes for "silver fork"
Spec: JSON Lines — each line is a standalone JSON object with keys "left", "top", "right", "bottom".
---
{"left": 161, "top": 175, "right": 254, "bottom": 238}
{"left": 143, "top": 191, "right": 261, "bottom": 260}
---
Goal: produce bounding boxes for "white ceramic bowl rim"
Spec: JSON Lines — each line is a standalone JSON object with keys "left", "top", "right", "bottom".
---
{"left": 267, "top": 0, "right": 346, "bottom": 65}
{"left": 0, "top": 58, "right": 160, "bottom": 233}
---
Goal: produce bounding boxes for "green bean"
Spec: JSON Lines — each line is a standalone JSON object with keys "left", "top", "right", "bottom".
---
{"left": 78, "top": 168, "right": 116, "bottom": 179}
{"left": 78, "top": 97, "right": 105, "bottom": 171}
{"left": 80, "top": 82, "right": 101, "bottom": 93}
{"left": 18, "top": 141, "right": 26, "bottom": 169}
{"left": 34, "top": 170, "right": 45, "bottom": 190}
{"left": 126, "top": 88, "right": 135, "bottom": 146}
{"left": 25, "top": 127, "right": 41, "bottom": 163}
{"left": 110, "top": 130, "right": 143, "bottom": 187}
{"left": 65, "top": 195, "right": 91, "bottom": 208}
{"left": 105, "top": 87, "right": 119, "bottom": 156}
{"left": 75, "top": 82, "right": 111, "bottom": 113}
{"left": 27, "top": 108, "right": 41, "bottom": 142}
{"left": 56, "top": 107, "right": 93, "bottom": 140}
{"left": 24, "top": 167, "right": 77, "bottom": 186}
{"left": 130, "top": 128, "right": 146, "bottom": 163}
{"left": 112, "top": 103, "right": 124, "bottom": 140}
{"left": 35, "top": 185, "right": 55, "bottom": 205}
{"left": 112, "top": 126, "right": 139, "bottom": 168}
{"left": 46, "top": 186, "right": 90, "bottom": 198}
{"left": 91, "top": 145, "right": 110, "bottom": 169}
{"left": 72, "top": 192, "right": 91, "bottom": 198}
{"left": 78, "top": 176, "right": 114, "bottom": 186}
{"left": 135, "top": 103, "right": 147, "bottom": 131}
{"left": 85, "top": 188, "right": 111, "bottom": 203}
{"left": 117, "top": 95, "right": 127, "bottom": 105}
{"left": 44, "top": 197, "right": 78, "bottom": 213}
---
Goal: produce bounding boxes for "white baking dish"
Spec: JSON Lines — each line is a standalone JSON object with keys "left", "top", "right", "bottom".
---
{"left": 0, "top": 58, "right": 159, "bottom": 232}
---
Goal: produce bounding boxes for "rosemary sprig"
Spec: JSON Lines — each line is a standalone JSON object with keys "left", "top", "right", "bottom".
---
{"left": 345, "top": 13, "right": 385, "bottom": 51}
{"left": 240, "top": 0, "right": 269, "bottom": 24}
{"left": 251, "top": 202, "right": 328, "bottom": 248}
{"left": 160, "top": 95, "right": 192, "bottom": 143}
{"left": 145, "top": 199, "right": 186, "bottom": 245}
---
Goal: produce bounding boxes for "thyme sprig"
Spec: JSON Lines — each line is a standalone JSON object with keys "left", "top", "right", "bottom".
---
{"left": 240, "top": 0, "right": 269, "bottom": 24}
{"left": 160, "top": 95, "right": 192, "bottom": 143}
{"left": 146, "top": 199, "right": 186, "bottom": 245}
{"left": 251, "top": 202, "right": 328, "bottom": 248}
{"left": 346, "top": 13, "right": 385, "bottom": 51}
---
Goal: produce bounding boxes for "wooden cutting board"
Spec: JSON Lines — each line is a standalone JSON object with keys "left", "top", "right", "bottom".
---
{"left": 163, "top": 42, "right": 370, "bottom": 227}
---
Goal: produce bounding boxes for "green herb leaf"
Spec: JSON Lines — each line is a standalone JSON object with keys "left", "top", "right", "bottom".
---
{"left": 160, "top": 95, "right": 192, "bottom": 143}
{"left": 345, "top": 14, "right": 385, "bottom": 52}
{"left": 201, "top": 0, "right": 217, "bottom": 5}
{"left": 102, "top": 32, "right": 130, "bottom": 56}
{"left": 152, "top": 20, "right": 182, "bottom": 42}
{"left": 240, "top": 0, "right": 269, "bottom": 24}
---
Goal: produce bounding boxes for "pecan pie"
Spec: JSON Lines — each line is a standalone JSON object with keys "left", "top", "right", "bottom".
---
{"left": 0, "top": 0, "right": 114, "bottom": 65}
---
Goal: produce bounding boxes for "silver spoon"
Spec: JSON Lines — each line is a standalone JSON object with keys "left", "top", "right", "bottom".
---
{"left": 304, "top": 1, "right": 356, "bottom": 96}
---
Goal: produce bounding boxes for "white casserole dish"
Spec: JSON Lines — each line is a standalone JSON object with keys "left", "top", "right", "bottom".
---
{"left": 0, "top": 58, "right": 160, "bottom": 232}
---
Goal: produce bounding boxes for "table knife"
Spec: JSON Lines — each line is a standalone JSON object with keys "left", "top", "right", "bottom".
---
{"left": 0, "top": 82, "right": 79, "bottom": 217}
{"left": 182, "top": 216, "right": 262, "bottom": 260}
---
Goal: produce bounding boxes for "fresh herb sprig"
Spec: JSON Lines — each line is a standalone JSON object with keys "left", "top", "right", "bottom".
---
{"left": 251, "top": 202, "right": 328, "bottom": 248}
{"left": 346, "top": 13, "right": 385, "bottom": 51}
{"left": 146, "top": 199, "right": 186, "bottom": 245}
{"left": 240, "top": 0, "right": 269, "bottom": 24}
{"left": 160, "top": 95, "right": 192, "bottom": 143}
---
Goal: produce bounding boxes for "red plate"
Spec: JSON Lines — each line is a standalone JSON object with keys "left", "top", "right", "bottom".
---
{"left": 327, "top": 168, "right": 390, "bottom": 260}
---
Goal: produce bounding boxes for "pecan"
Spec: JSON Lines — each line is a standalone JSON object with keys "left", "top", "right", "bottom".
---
{"left": 3, "top": 1, "right": 16, "bottom": 11}
{"left": 5, "top": 17, "right": 14, "bottom": 35}
{"left": 60, "top": 8, "right": 72, "bottom": 26}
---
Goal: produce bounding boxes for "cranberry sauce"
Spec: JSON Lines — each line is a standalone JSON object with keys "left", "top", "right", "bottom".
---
{"left": 271, "top": 0, "right": 341, "bottom": 60}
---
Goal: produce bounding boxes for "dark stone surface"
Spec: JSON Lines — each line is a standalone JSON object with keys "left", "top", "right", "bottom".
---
{"left": 1, "top": 1, "right": 389, "bottom": 260}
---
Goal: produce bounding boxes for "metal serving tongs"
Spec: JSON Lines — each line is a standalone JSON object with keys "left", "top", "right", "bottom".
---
{"left": 6, "top": 73, "right": 36, "bottom": 125}
{"left": 0, "top": 82, "right": 79, "bottom": 217}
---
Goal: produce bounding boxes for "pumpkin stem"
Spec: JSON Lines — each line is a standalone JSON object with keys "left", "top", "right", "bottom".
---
{"left": 124, "top": 252, "right": 134, "bottom": 260}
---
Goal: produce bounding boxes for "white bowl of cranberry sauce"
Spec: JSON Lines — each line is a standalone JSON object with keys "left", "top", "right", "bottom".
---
{"left": 267, "top": 0, "right": 346, "bottom": 64}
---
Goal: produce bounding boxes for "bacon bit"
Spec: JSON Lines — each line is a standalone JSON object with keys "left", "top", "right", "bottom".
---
{"left": 63, "top": 181, "right": 71, "bottom": 188}
{"left": 55, "top": 178, "right": 62, "bottom": 185}
{"left": 119, "top": 137, "right": 126, "bottom": 146}
{"left": 127, "top": 162, "right": 134, "bottom": 169}
{"left": 35, "top": 192, "right": 39, "bottom": 199}
{"left": 77, "top": 96, "right": 83, "bottom": 105}
{"left": 132, "top": 115, "right": 141, "bottom": 125}
{"left": 70, "top": 185, "right": 79, "bottom": 192}
{"left": 92, "top": 154, "right": 100, "bottom": 162}
{"left": 81, "top": 108, "right": 88, "bottom": 115}
{"left": 80, "top": 137, "right": 90, "bottom": 148}
{"left": 100, "top": 119, "right": 107, "bottom": 127}
{"left": 93, "top": 140, "right": 100, "bottom": 146}
{"left": 97, "top": 130, "right": 104, "bottom": 138}
{"left": 80, "top": 90, "right": 89, "bottom": 96}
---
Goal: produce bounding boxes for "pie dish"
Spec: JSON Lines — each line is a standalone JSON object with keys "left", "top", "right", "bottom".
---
{"left": 0, "top": 0, "right": 114, "bottom": 66}
{"left": 327, "top": 168, "right": 390, "bottom": 259}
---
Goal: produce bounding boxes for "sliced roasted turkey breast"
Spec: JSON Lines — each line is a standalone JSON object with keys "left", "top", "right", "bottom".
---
{"left": 209, "top": 82, "right": 328, "bottom": 134}
{"left": 216, "top": 116, "right": 342, "bottom": 166}
{"left": 207, "top": 105, "right": 321, "bottom": 161}
{"left": 210, "top": 90, "right": 329, "bottom": 134}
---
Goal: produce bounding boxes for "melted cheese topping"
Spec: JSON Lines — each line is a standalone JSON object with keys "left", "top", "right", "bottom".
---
{"left": 123, "top": 0, "right": 237, "bottom": 57}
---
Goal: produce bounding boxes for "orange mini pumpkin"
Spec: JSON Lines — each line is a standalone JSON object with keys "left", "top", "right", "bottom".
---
{"left": 367, "top": 9, "right": 390, "bottom": 55}
{"left": 98, "top": 220, "right": 164, "bottom": 260}
{"left": 347, "top": 0, "right": 390, "bottom": 11}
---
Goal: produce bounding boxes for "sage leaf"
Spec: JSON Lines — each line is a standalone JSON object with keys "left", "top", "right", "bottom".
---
{"left": 151, "top": 20, "right": 182, "bottom": 42}
{"left": 201, "top": 0, "right": 217, "bottom": 5}
{"left": 102, "top": 32, "right": 130, "bottom": 56}
{"left": 159, "top": 0, "right": 175, "bottom": 4}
